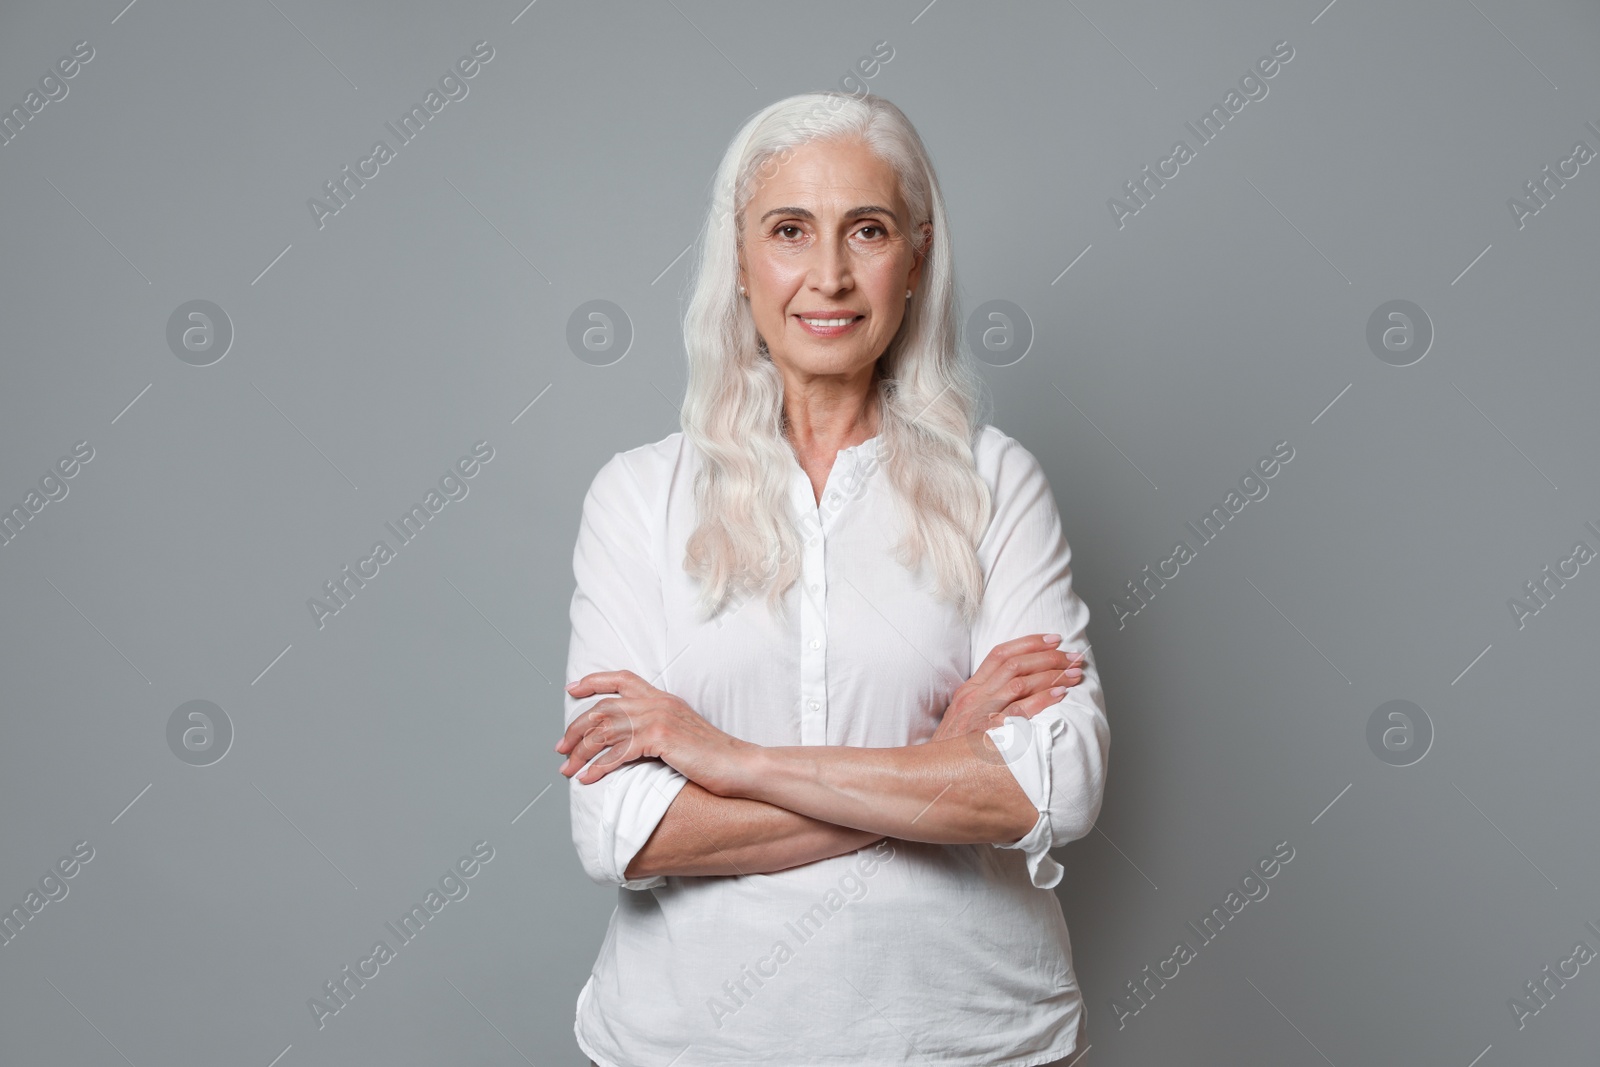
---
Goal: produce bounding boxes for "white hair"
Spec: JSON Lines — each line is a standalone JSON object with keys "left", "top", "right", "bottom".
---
{"left": 679, "top": 90, "right": 993, "bottom": 626}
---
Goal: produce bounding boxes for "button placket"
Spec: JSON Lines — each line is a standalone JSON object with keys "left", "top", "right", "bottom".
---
{"left": 792, "top": 441, "right": 871, "bottom": 747}
{"left": 788, "top": 461, "right": 822, "bottom": 745}
{"left": 799, "top": 511, "right": 828, "bottom": 745}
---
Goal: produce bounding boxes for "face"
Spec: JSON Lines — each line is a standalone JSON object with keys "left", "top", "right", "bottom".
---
{"left": 737, "top": 137, "right": 928, "bottom": 387}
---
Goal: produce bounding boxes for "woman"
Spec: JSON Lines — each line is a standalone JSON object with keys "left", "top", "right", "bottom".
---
{"left": 557, "top": 90, "right": 1109, "bottom": 1067}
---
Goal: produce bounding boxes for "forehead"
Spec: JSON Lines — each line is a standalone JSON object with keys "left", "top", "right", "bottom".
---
{"left": 747, "top": 137, "right": 903, "bottom": 213}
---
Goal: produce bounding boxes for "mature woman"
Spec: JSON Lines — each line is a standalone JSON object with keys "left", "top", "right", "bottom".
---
{"left": 556, "top": 91, "right": 1109, "bottom": 1066}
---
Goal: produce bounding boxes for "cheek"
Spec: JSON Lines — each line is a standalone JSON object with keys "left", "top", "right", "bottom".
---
{"left": 751, "top": 267, "right": 806, "bottom": 319}
{"left": 864, "top": 249, "right": 911, "bottom": 287}
{"left": 864, "top": 268, "right": 909, "bottom": 309}
{"left": 748, "top": 253, "right": 795, "bottom": 290}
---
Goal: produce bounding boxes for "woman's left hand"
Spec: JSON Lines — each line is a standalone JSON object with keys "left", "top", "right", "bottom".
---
{"left": 556, "top": 670, "right": 754, "bottom": 795}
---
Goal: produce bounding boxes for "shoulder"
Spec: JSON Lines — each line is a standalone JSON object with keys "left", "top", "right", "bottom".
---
{"left": 589, "top": 430, "right": 686, "bottom": 491}
{"left": 583, "top": 431, "right": 687, "bottom": 516}
{"left": 970, "top": 424, "right": 1065, "bottom": 554}
{"left": 972, "top": 423, "right": 1051, "bottom": 495}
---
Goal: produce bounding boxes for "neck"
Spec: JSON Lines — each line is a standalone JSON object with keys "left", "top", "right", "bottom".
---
{"left": 782, "top": 393, "right": 880, "bottom": 458}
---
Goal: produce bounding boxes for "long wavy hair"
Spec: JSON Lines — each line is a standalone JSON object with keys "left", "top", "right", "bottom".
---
{"left": 680, "top": 90, "right": 993, "bottom": 626}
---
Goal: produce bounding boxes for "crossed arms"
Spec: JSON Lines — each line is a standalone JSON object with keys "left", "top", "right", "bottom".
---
{"left": 558, "top": 633, "right": 1087, "bottom": 881}
{"left": 563, "top": 444, "right": 1109, "bottom": 891}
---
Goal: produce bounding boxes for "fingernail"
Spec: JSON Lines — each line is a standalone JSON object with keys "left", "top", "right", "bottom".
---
{"left": 1043, "top": 633, "right": 1062, "bottom": 643}
{"left": 1049, "top": 686, "right": 1067, "bottom": 696}
{"left": 565, "top": 681, "right": 580, "bottom": 692}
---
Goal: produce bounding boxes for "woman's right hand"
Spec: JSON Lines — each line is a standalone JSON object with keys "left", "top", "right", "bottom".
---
{"left": 930, "top": 633, "right": 1086, "bottom": 745}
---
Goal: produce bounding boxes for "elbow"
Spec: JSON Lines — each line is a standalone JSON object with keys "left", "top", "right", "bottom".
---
{"left": 573, "top": 828, "right": 625, "bottom": 888}
{"left": 570, "top": 798, "right": 633, "bottom": 888}
{"left": 576, "top": 836, "right": 659, "bottom": 890}
{"left": 1049, "top": 750, "right": 1108, "bottom": 844}
{"left": 585, "top": 868, "right": 624, "bottom": 889}
{"left": 1053, "top": 707, "right": 1110, "bottom": 843}
{"left": 569, "top": 768, "right": 683, "bottom": 891}
{"left": 984, "top": 701, "right": 1108, "bottom": 848}
{"left": 574, "top": 820, "right": 663, "bottom": 889}
{"left": 1049, "top": 788, "right": 1105, "bottom": 844}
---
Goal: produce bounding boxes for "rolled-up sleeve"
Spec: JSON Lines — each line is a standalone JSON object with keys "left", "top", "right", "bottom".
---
{"left": 974, "top": 438, "right": 1110, "bottom": 889}
{"left": 565, "top": 452, "right": 689, "bottom": 890}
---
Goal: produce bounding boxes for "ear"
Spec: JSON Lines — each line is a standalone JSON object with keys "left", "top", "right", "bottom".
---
{"left": 906, "top": 223, "right": 931, "bottom": 292}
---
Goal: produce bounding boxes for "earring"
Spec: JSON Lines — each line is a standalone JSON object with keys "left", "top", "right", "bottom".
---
{"left": 906, "top": 290, "right": 912, "bottom": 299}
{"left": 739, "top": 286, "right": 747, "bottom": 295}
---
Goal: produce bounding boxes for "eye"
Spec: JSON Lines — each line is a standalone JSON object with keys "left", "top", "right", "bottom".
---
{"left": 775, "top": 224, "right": 804, "bottom": 239}
{"left": 856, "top": 224, "right": 886, "bottom": 239}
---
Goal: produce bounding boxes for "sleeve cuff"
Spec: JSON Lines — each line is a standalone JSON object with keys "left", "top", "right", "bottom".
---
{"left": 578, "top": 759, "right": 689, "bottom": 890}
{"left": 986, "top": 712, "right": 1067, "bottom": 890}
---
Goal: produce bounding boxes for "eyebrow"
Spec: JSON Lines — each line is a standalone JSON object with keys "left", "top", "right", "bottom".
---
{"left": 758, "top": 205, "right": 901, "bottom": 226}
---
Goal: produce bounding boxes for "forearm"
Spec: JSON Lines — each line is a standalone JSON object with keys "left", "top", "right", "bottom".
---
{"left": 623, "top": 779, "right": 883, "bottom": 880}
{"left": 730, "top": 734, "right": 1039, "bottom": 846}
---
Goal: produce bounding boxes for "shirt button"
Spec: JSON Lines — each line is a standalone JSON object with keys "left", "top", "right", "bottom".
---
{"left": 809, "top": 700, "right": 819, "bottom": 710}
{"left": 809, "top": 639, "right": 820, "bottom": 649}
{"left": 809, "top": 583, "right": 819, "bottom": 592}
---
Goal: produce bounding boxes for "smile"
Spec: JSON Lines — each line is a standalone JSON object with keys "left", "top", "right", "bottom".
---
{"left": 795, "top": 314, "right": 865, "bottom": 336}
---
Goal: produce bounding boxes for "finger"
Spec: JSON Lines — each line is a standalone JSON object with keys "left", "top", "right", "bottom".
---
{"left": 1000, "top": 684, "right": 1071, "bottom": 720}
{"left": 992, "top": 649, "right": 1085, "bottom": 685}
{"left": 979, "top": 657, "right": 1082, "bottom": 712}
{"left": 563, "top": 720, "right": 631, "bottom": 780}
{"left": 1013, "top": 667, "right": 1083, "bottom": 695}
{"left": 562, "top": 706, "right": 634, "bottom": 776}
{"left": 571, "top": 704, "right": 654, "bottom": 783}
{"left": 556, "top": 699, "right": 622, "bottom": 754}
{"left": 557, "top": 700, "right": 636, "bottom": 772}
{"left": 554, "top": 709, "right": 591, "bottom": 755}
{"left": 564, "top": 670, "right": 652, "bottom": 700}
{"left": 972, "top": 633, "right": 1064, "bottom": 687}
{"left": 575, "top": 737, "right": 645, "bottom": 785}
{"left": 557, "top": 674, "right": 653, "bottom": 753}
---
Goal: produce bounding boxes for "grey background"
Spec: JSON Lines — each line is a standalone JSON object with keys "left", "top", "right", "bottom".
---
{"left": 1, "top": 0, "right": 1596, "bottom": 1064}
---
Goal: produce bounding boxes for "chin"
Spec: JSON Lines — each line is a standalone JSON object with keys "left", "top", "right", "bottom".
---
{"left": 790, "top": 350, "right": 876, "bottom": 371}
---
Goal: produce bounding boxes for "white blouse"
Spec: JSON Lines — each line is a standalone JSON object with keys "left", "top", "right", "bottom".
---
{"left": 565, "top": 424, "right": 1109, "bottom": 1066}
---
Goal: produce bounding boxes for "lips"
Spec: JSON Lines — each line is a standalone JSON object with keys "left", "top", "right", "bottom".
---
{"left": 794, "top": 313, "right": 865, "bottom": 337}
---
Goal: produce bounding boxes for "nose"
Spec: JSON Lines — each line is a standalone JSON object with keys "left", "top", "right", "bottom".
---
{"left": 808, "top": 232, "right": 853, "bottom": 294}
